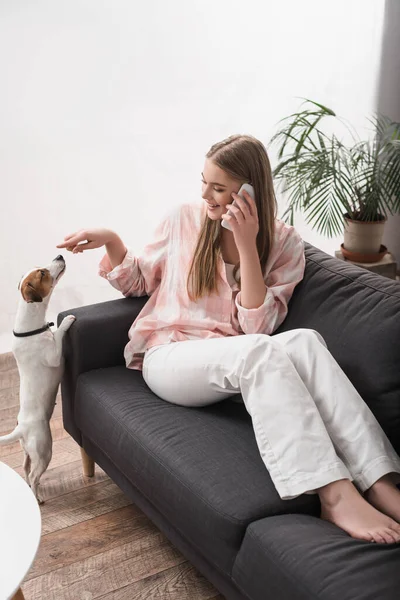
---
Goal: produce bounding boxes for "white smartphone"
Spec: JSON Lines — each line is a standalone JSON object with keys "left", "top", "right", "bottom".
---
{"left": 221, "top": 183, "right": 255, "bottom": 231}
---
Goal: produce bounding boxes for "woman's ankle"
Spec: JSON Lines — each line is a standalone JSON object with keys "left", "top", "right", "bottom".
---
{"left": 317, "top": 478, "right": 355, "bottom": 505}
{"left": 365, "top": 473, "right": 400, "bottom": 495}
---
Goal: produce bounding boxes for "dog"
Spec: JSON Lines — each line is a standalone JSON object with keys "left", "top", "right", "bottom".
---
{"left": 0, "top": 255, "right": 75, "bottom": 503}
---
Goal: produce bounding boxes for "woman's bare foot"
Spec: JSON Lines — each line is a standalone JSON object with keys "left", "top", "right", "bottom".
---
{"left": 364, "top": 474, "right": 400, "bottom": 523}
{"left": 318, "top": 479, "right": 400, "bottom": 544}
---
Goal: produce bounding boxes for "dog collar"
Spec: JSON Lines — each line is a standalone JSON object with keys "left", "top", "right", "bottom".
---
{"left": 13, "top": 322, "right": 54, "bottom": 338}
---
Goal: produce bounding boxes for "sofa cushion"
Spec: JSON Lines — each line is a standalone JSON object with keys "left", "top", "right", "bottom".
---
{"left": 75, "top": 366, "right": 319, "bottom": 575}
{"left": 275, "top": 244, "right": 400, "bottom": 455}
{"left": 232, "top": 513, "right": 400, "bottom": 600}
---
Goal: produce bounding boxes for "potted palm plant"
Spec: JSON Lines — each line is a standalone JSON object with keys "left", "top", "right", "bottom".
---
{"left": 270, "top": 99, "right": 400, "bottom": 262}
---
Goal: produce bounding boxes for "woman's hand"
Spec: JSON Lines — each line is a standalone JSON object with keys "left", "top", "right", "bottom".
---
{"left": 56, "top": 228, "right": 117, "bottom": 254}
{"left": 222, "top": 190, "right": 259, "bottom": 253}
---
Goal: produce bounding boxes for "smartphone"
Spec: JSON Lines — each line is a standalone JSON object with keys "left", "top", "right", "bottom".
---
{"left": 221, "top": 183, "right": 255, "bottom": 231}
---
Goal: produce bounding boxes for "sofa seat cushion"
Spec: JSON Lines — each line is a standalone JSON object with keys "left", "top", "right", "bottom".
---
{"left": 232, "top": 513, "right": 400, "bottom": 600}
{"left": 75, "top": 366, "right": 320, "bottom": 575}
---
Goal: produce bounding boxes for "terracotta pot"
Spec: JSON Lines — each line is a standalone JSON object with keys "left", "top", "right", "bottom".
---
{"left": 343, "top": 214, "right": 386, "bottom": 254}
{"left": 340, "top": 243, "right": 388, "bottom": 263}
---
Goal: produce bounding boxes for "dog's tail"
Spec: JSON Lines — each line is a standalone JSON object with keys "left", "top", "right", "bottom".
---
{"left": 0, "top": 426, "right": 22, "bottom": 445}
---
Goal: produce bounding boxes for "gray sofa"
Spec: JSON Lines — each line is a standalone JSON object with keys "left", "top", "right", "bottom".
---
{"left": 58, "top": 243, "right": 400, "bottom": 600}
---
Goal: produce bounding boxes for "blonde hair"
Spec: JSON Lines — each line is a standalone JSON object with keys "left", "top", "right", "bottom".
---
{"left": 187, "top": 134, "right": 277, "bottom": 301}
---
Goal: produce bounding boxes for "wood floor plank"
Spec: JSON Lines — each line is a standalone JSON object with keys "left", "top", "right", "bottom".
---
{"left": 0, "top": 352, "right": 16, "bottom": 371}
{"left": 32, "top": 458, "right": 108, "bottom": 503}
{"left": 28, "top": 505, "right": 150, "bottom": 579}
{"left": 40, "top": 481, "right": 133, "bottom": 535}
{"left": 0, "top": 404, "right": 20, "bottom": 421}
{"left": 40, "top": 478, "right": 117, "bottom": 519}
{"left": 23, "top": 530, "right": 186, "bottom": 600}
{"left": 0, "top": 367, "right": 20, "bottom": 390}
{"left": 97, "top": 562, "right": 218, "bottom": 600}
{"left": 0, "top": 385, "right": 20, "bottom": 408}
{"left": 0, "top": 413, "right": 19, "bottom": 434}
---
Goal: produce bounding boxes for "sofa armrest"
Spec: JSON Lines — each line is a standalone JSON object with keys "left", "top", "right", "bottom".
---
{"left": 57, "top": 296, "right": 148, "bottom": 444}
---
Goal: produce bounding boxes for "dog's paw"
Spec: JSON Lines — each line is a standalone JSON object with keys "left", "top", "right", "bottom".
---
{"left": 59, "top": 315, "right": 76, "bottom": 331}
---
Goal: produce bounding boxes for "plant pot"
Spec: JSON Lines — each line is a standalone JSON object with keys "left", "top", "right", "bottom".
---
{"left": 340, "top": 243, "right": 388, "bottom": 263}
{"left": 343, "top": 214, "right": 387, "bottom": 255}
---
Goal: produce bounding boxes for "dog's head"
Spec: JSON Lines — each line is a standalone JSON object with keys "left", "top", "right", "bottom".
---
{"left": 18, "top": 255, "right": 66, "bottom": 304}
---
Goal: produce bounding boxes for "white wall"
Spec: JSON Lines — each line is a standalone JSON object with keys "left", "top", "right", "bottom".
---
{"left": 0, "top": 0, "right": 385, "bottom": 352}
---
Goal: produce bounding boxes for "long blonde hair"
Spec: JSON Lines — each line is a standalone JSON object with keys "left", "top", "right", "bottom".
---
{"left": 187, "top": 134, "right": 277, "bottom": 302}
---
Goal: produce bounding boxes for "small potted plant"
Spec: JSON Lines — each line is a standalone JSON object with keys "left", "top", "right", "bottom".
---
{"left": 269, "top": 99, "right": 400, "bottom": 262}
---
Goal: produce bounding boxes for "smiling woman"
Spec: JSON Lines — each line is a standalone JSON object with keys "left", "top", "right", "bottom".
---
{"left": 190, "top": 135, "right": 277, "bottom": 303}
{"left": 56, "top": 133, "right": 400, "bottom": 545}
{"left": 201, "top": 171, "right": 226, "bottom": 206}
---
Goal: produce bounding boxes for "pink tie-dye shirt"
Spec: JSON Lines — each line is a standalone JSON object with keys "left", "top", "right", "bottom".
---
{"left": 99, "top": 201, "right": 305, "bottom": 371}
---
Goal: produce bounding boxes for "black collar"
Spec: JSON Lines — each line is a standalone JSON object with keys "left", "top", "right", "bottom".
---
{"left": 13, "top": 322, "right": 54, "bottom": 338}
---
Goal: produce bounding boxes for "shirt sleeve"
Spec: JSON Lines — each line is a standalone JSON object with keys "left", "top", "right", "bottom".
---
{"left": 235, "top": 226, "right": 305, "bottom": 335}
{"left": 98, "top": 212, "right": 171, "bottom": 297}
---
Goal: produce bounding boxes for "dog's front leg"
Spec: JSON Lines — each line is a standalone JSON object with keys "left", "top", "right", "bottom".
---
{"left": 42, "top": 315, "right": 76, "bottom": 367}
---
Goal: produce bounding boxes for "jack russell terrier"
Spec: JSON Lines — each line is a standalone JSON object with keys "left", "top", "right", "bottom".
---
{"left": 0, "top": 255, "right": 75, "bottom": 503}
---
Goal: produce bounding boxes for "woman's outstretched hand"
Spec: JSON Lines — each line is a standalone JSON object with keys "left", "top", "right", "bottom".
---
{"left": 56, "top": 228, "right": 116, "bottom": 254}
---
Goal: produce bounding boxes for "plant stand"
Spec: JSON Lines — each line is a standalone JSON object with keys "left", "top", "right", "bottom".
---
{"left": 335, "top": 250, "right": 398, "bottom": 280}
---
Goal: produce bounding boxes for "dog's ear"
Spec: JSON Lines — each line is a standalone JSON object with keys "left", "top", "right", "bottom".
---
{"left": 21, "top": 282, "right": 43, "bottom": 303}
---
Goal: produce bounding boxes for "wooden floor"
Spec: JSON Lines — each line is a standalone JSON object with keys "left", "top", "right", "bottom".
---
{"left": 0, "top": 353, "right": 224, "bottom": 600}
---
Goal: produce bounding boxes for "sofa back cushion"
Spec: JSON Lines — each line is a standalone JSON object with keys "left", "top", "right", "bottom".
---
{"left": 275, "top": 243, "right": 400, "bottom": 455}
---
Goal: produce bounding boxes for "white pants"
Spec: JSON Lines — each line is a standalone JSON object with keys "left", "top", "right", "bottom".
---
{"left": 142, "top": 329, "right": 400, "bottom": 500}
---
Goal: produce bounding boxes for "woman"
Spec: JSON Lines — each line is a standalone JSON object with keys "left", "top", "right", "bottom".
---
{"left": 57, "top": 134, "right": 400, "bottom": 544}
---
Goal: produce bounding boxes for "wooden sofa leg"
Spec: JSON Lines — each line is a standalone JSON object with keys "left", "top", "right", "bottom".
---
{"left": 80, "top": 447, "right": 95, "bottom": 477}
{"left": 12, "top": 589, "right": 25, "bottom": 600}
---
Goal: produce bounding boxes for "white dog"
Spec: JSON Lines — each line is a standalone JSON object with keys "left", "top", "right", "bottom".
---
{"left": 0, "top": 255, "right": 75, "bottom": 503}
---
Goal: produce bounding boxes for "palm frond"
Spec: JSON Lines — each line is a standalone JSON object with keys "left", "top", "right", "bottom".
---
{"left": 270, "top": 100, "right": 400, "bottom": 235}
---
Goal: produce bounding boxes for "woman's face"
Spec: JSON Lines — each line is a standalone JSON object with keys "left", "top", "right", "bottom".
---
{"left": 201, "top": 159, "right": 243, "bottom": 223}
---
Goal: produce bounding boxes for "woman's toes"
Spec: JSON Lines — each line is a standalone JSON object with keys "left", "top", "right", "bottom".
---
{"left": 382, "top": 528, "right": 397, "bottom": 544}
{"left": 389, "top": 526, "right": 400, "bottom": 543}
{"left": 373, "top": 532, "right": 387, "bottom": 544}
